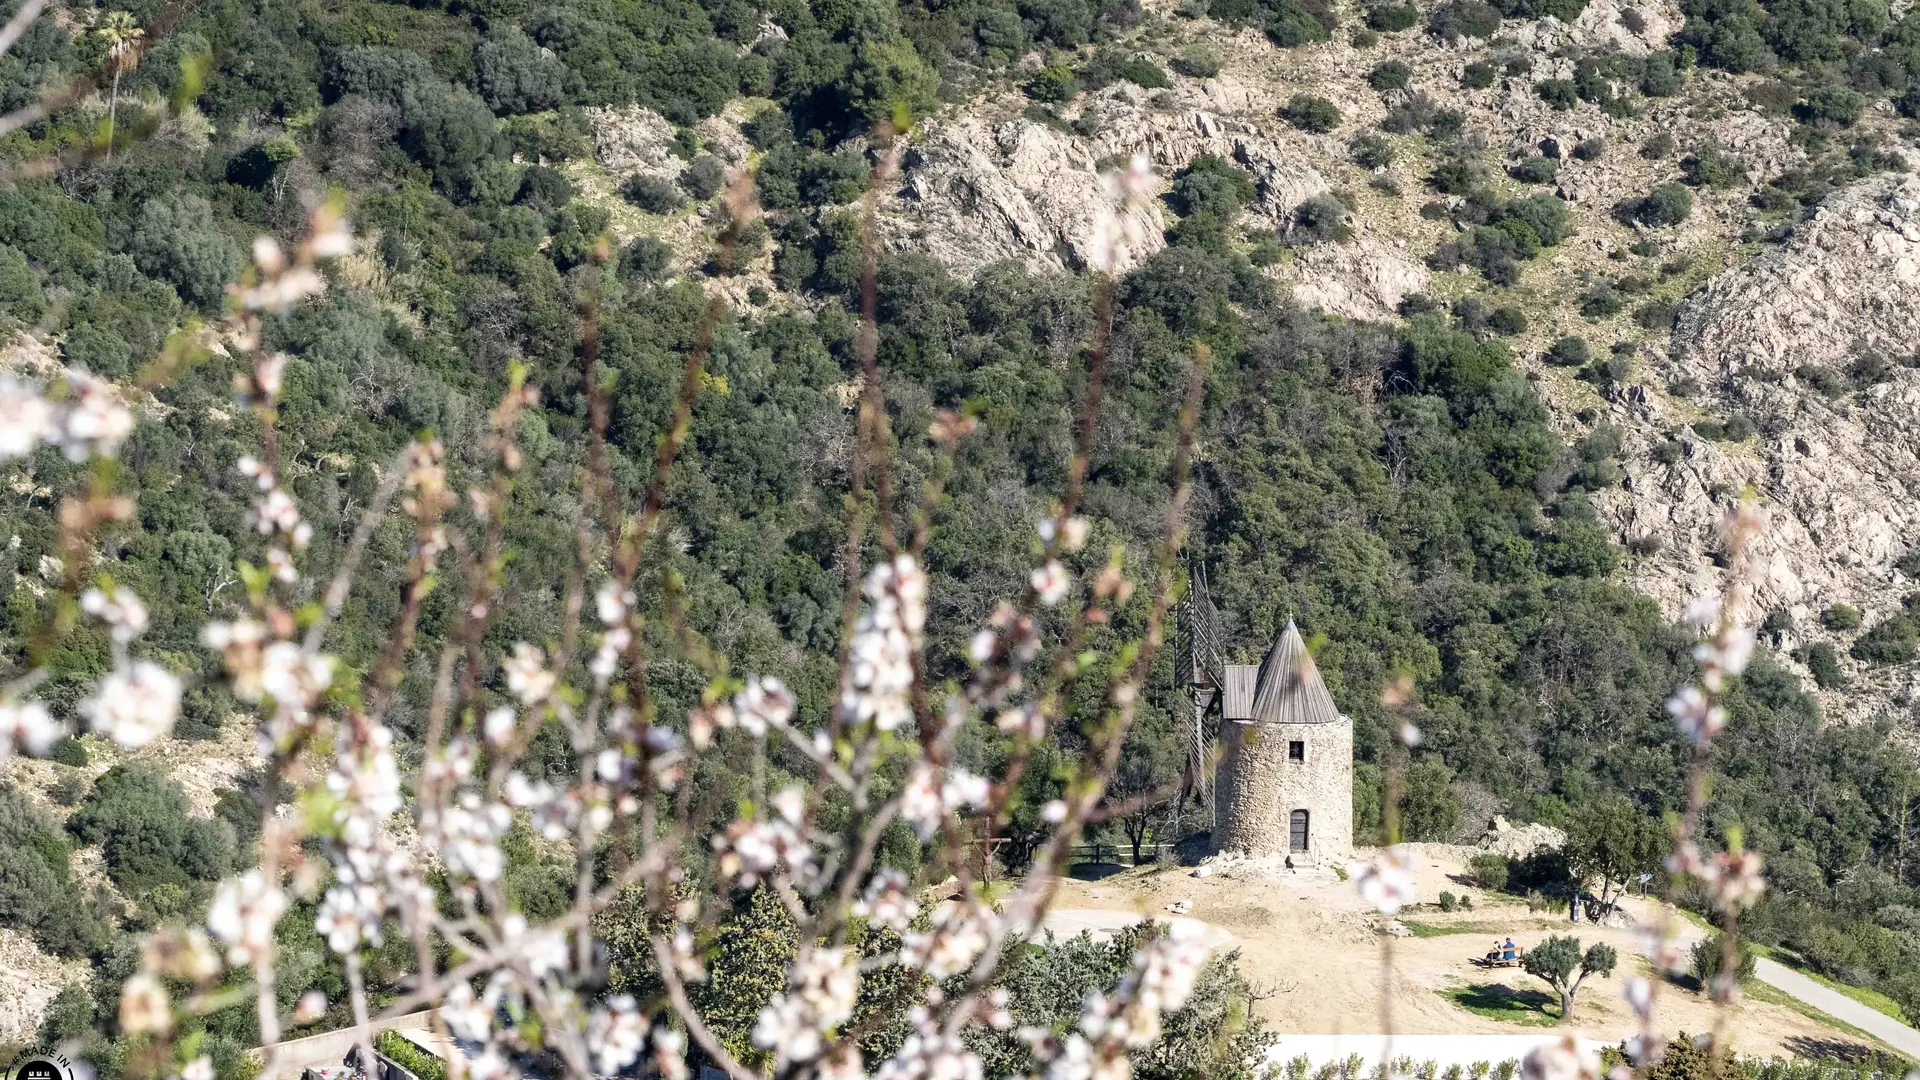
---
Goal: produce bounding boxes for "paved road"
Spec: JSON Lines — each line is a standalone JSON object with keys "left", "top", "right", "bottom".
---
{"left": 1753, "top": 958, "right": 1920, "bottom": 1059}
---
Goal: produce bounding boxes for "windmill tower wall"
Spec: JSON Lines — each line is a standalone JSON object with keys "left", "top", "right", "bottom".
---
{"left": 1213, "top": 716, "right": 1353, "bottom": 861}
{"left": 1209, "top": 620, "right": 1354, "bottom": 865}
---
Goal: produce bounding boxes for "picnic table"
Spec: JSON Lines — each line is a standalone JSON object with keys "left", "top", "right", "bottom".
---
{"left": 1483, "top": 944, "right": 1527, "bottom": 968}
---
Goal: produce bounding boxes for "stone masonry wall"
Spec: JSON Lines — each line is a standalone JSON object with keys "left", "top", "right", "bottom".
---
{"left": 1214, "top": 717, "right": 1353, "bottom": 863}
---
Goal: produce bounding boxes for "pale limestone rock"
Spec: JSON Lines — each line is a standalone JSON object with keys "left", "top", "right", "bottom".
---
{"left": 881, "top": 86, "right": 1328, "bottom": 277}
{"left": 1596, "top": 173, "right": 1920, "bottom": 721}
{"left": 587, "top": 105, "right": 679, "bottom": 177}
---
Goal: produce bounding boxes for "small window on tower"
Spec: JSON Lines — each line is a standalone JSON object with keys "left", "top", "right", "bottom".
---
{"left": 1288, "top": 740, "right": 1305, "bottom": 762}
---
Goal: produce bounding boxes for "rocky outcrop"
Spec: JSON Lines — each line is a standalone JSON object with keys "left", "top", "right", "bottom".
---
{"left": 587, "top": 105, "right": 680, "bottom": 178}
{"left": 1477, "top": 815, "right": 1567, "bottom": 858}
{"left": 884, "top": 83, "right": 1329, "bottom": 274}
{"left": 879, "top": 80, "right": 1435, "bottom": 318}
{"left": 1596, "top": 173, "right": 1920, "bottom": 720}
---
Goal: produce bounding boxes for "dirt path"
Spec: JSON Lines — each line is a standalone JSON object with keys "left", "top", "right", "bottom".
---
{"left": 1042, "top": 847, "right": 1903, "bottom": 1061}
{"left": 1753, "top": 959, "right": 1920, "bottom": 1059}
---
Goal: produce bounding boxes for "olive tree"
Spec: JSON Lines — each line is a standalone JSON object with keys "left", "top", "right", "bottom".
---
{"left": 1524, "top": 935, "right": 1618, "bottom": 1022}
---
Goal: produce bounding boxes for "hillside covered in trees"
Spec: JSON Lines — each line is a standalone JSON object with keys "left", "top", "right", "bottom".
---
{"left": 0, "top": 0, "right": 1918, "bottom": 1068}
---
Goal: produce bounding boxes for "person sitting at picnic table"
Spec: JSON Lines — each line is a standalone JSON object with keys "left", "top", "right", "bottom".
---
{"left": 1486, "top": 940, "right": 1503, "bottom": 964}
{"left": 1501, "top": 938, "right": 1517, "bottom": 961}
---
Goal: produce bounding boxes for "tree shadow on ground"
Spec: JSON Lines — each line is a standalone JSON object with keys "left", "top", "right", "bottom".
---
{"left": 1780, "top": 1036, "right": 1879, "bottom": 1064}
{"left": 1447, "top": 983, "right": 1560, "bottom": 1025}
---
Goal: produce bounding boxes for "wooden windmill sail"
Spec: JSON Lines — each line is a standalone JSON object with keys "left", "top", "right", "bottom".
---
{"left": 1175, "top": 563, "right": 1226, "bottom": 812}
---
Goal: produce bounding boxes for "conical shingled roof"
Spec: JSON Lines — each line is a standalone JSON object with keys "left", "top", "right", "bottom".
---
{"left": 1245, "top": 619, "right": 1343, "bottom": 725}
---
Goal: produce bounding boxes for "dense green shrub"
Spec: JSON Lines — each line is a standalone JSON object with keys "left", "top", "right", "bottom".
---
{"left": 376, "top": 1031, "right": 447, "bottom": 1080}
{"left": 1369, "top": 60, "right": 1414, "bottom": 90}
{"left": 1429, "top": 0, "right": 1504, "bottom": 37}
{"left": 1350, "top": 132, "right": 1396, "bottom": 168}
{"left": 1851, "top": 616, "right": 1918, "bottom": 664}
{"left": 1469, "top": 853, "right": 1512, "bottom": 890}
{"left": 472, "top": 28, "right": 565, "bottom": 115}
{"left": 1462, "top": 59, "right": 1498, "bottom": 87}
{"left": 1796, "top": 83, "right": 1867, "bottom": 126}
{"left": 68, "top": 766, "right": 234, "bottom": 897}
{"left": 1802, "top": 641, "right": 1845, "bottom": 688}
{"left": 1027, "top": 64, "right": 1078, "bottom": 102}
{"left": 1680, "top": 144, "right": 1740, "bottom": 187}
{"left": 47, "top": 735, "right": 89, "bottom": 767}
{"left": 1820, "top": 604, "right": 1862, "bottom": 630}
{"left": 0, "top": 784, "right": 99, "bottom": 958}
{"left": 1288, "top": 193, "right": 1354, "bottom": 244}
{"left": 1689, "top": 933, "right": 1757, "bottom": 987}
{"left": 623, "top": 174, "right": 686, "bottom": 214}
{"left": 1082, "top": 52, "right": 1172, "bottom": 90}
{"left": 1510, "top": 155, "right": 1559, "bottom": 183}
{"left": 1628, "top": 182, "right": 1694, "bottom": 226}
{"left": 126, "top": 193, "right": 240, "bottom": 312}
{"left": 1280, "top": 93, "right": 1343, "bottom": 132}
{"left": 1367, "top": 0, "right": 1423, "bottom": 29}
{"left": 1170, "top": 155, "right": 1258, "bottom": 219}
{"left": 1537, "top": 78, "right": 1579, "bottom": 109}
{"left": 679, "top": 155, "right": 727, "bottom": 200}
{"left": 1172, "top": 44, "right": 1223, "bottom": 77}
{"left": 1488, "top": 306, "right": 1529, "bottom": 335}
{"left": 1546, "top": 336, "right": 1591, "bottom": 366}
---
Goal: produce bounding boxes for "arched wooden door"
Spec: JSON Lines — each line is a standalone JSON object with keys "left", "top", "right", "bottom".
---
{"left": 1289, "top": 809, "right": 1309, "bottom": 852}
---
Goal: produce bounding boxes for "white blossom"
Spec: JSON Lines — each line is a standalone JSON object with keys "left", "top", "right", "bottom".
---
{"left": 0, "top": 376, "right": 54, "bottom": 458}
{"left": 0, "top": 699, "right": 59, "bottom": 758}
{"left": 82, "top": 660, "right": 182, "bottom": 747}
{"left": 903, "top": 902, "right": 992, "bottom": 979}
{"left": 208, "top": 870, "right": 287, "bottom": 966}
{"left": 652, "top": 1028, "right": 690, "bottom": 1080}
{"left": 119, "top": 972, "right": 171, "bottom": 1035}
{"left": 484, "top": 705, "right": 516, "bottom": 746}
{"left": 595, "top": 581, "right": 633, "bottom": 625}
{"left": 754, "top": 947, "right": 859, "bottom": 1062}
{"left": 1682, "top": 594, "right": 1722, "bottom": 631}
{"left": 81, "top": 585, "right": 150, "bottom": 643}
{"left": 1622, "top": 975, "right": 1653, "bottom": 1019}
{"left": 504, "top": 642, "right": 556, "bottom": 705}
{"left": 179, "top": 1057, "right": 213, "bottom": 1080}
{"left": 1665, "top": 685, "right": 1726, "bottom": 746}
{"left": 874, "top": 1033, "right": 983, "bottom": 1080}
{"left": 1038, "top": 516, "right": 1090, "bottom": 552}
{"left": 735, "top": 675, "right": 796, "bottom": 734}
{"left": 501, "top": 912, "right": 569, "bottom": 979}
{"left": 841, "top": 555, "right": 925, "bottom": 732}
{"left": 435, "top": 794, "right": 512, "bottom": 882}
{"left": 854, "top": 868, "right": 921, "bottom": 933}
{"left": 442, "top": 980, "right": 498, "bottom": 1042}
{"left": 315, "top": 881, "right": 386, "bottom": 953}
{"left": 900, "top": 764, "right": 991, "bottom": 839}
{"left": 1521, "top": 1035, "right": 1600, "bottom": 1080}
{"left": 59, "top": 371, "right": 135, "bottom": 460}
{"left": 588, "top": 996, "right": 647, "bottom": 1075}
{"left": 1351, "top": 845, "right": 1418, "bottom": 915}
{"left": 293, "top": 991, "right": 328, "bottom": 1024}
{"left": 1031, "top": 560, "right": 1071, "bottom": 606}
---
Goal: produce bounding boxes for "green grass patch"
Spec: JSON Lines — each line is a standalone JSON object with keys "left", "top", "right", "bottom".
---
{"left": 1750, "top": 944, "right": 1908, "bottom": 1023}
{"left": 1403, "top": 920, "right": 1509, "bottom": 938}
{"left": 1440, "top": 984, "right": 1560, "bottom": 1027}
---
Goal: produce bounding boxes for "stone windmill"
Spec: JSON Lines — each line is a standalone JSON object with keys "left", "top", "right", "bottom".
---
{"left": 1180, "top": 575, "right": 1354, "bottom": 863}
